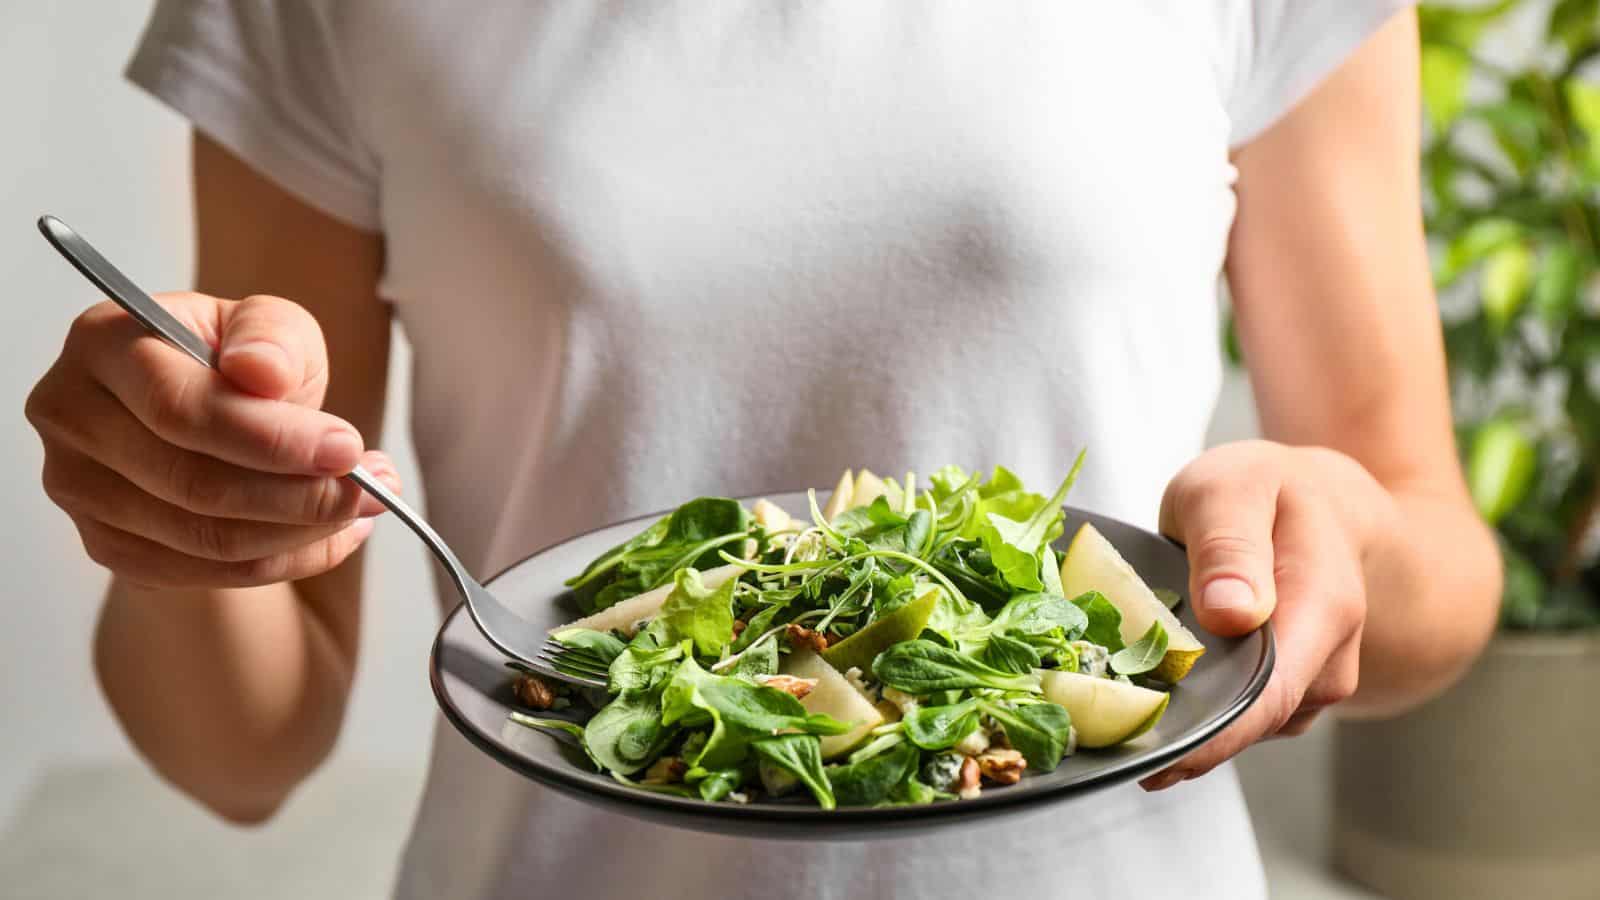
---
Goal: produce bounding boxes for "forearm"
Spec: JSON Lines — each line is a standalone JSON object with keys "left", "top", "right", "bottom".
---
{"left": 93, "top": 573, "right": 357, "bottom": 823}
{"left": 1315, "top": 453, "right": 1501, "bottom": 717}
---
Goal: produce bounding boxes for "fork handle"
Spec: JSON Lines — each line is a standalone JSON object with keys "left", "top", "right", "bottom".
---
{"left": 37, "top": 215, "right": 474, "bottom": 586}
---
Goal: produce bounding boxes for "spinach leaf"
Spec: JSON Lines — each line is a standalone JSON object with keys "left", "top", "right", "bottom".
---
{"left": 1070, "top": 590, "right": 1126, "bottom": 653}
{"left": 507, "top": 713, "right": 602, "bottom": 770}
{"left": 566, "top": 498, "right": 751, "bottom": 613}
{"left": 847, "top": 729, "right": 906, "bottom": 764}
{"left": 871, "top": 640, "right": 1041, "bottom": 695}
{"left": 726, "top": 634, "right": 778, "bottom": 678}
{"left": 550, "top": 627, "right": 627, "bottom": 680}
{"left": 646, "top": 568, "right": 737, "bottom": 658}
{"left": 888, "top": 773, "right": 952, "bottom": 806}
{"left": 663, "top": 657, "right": 849, "bottom": 769}
{"left": 752, "top": 735, "right": 836, "bottom": 809}
{"left": 986, "top": 592, "right": 1088, "bottom": 640}
{"left": 608, "top": 642, "right": 685, "bottom": 695}
{"left": 685, "top": 766, "right": 745, "bottom": 803}
{"left": 1110, "top": 620, "right": 1168, "bottom": 676}
{"left": 976, "top": 453, "right": 1084, "bottom": 592}
{"left": 978, "top": 700, "right": 1073, "bottom": 773}
{"left": 981, "top": 633, "right": 1042, "bottom": 674}
{"left": 825, "top": 742, "right": 919, "bottom": 807}
{"left": 584, "top": 691, "right": 674, "bottom": 775}
{"left": 903, "top": 700, "right": 981, "bottom": 750}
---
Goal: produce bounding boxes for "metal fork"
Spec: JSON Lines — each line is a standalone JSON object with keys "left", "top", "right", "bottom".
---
{"left": 38, "top": 215, "right": 605, "bottom": 690}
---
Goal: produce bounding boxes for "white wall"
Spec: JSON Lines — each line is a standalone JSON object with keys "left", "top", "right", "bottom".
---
{"left": 0, "top": 0, "right": 1269, "bottom": 842}
{"left": 0, "top": 2, "right": 438, "bottom": 822}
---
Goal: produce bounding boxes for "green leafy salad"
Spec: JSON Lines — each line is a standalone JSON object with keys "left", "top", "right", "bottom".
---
{"left": 508, "top": 455, "right": 1206, "bottom": 808}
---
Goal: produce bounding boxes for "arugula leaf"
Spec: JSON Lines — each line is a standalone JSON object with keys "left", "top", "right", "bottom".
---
{"left": 825, "top": 742, "right": 919, "bottom": 807}
{"left": 1153, "top": 588, "right": 1182, "bottom": 611}
{"left": 646, "top": 568, "right": 737, "bottom": 657}
{"left": 584, "top": 691, "right": 674, "bottom": 775}
{"left": 752, "top": 735, "right": 836, "bottom": 809}
{"left": 976, "top": 453, "right": 1084, "bottom": 591}
{"left": 507, "top": 712, "right": 601, "bottom": 770}
{"left": 1110, "top": 620, "right": 1168, "bottom": 676}
{"left": 833, "top": 498, "right": 932, "bottom": 558}
{"left": 1040, "top": 547, "right": 1066, "bottom": 597}
{"left": 871, "top": 640, "right": 1042, "bottom": 695}
{"left": 978, "top": 700, "right": 1073, "bottom": 772}
{"left": 566, "top": 498, "right": 751, "bottom": 613}
{"left": 608, "top": 642, "right": 685, "bottom": 695}
{"left": 1070, "top": 590, "right": 1126, "bottom": 652}
{"left": 903, "top": 700, "right": 981, "bottom": 750}
{"left": 981, "top": 633, "right": 1042, "bottom": 674}
{"left": 730, "top": 603, "right": 783, "bottom": 653}
{"left": 930, "top": 541, "right": 1012, "bottom": 610}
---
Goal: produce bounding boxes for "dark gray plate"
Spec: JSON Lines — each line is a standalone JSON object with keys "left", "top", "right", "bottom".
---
{"left": 430, "top": 492, "right": 1273, "bottom": 840}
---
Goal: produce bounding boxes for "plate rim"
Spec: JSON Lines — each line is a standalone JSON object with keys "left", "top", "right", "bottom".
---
{"left": 429, "top": 493, "right": 1276, "bottom": 826}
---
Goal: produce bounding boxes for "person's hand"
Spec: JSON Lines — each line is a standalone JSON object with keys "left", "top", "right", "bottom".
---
{"left": 1140, "top": 440, "right": 1383, "bottom": 790}
{"left": 25, "top": 292, "right": 401, "bottom": 589}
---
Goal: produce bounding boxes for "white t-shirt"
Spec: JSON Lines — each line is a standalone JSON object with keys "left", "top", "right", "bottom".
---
{"left": 128, "top": 2, "right": 1409, "bottom": 897}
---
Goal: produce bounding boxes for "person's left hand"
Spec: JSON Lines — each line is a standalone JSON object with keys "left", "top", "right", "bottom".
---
{"left": 1139, "top": 440, "right": 1383, "bottom": 791}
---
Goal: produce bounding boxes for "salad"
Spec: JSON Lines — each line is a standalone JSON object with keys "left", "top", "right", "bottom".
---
{"left": 507, "top": 455, "right": 1205, "bottom": 809}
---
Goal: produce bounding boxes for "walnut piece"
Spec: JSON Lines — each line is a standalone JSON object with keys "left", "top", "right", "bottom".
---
{"left": 957, "top": 756, "right": 983, "bottom": 800}
{"left": 977, "top": 748, "right": 1027, "bottom": 785}
{"left": 642, "top": 756, "right": 688, "bottom": 785}
{"left": 512, "top": 674, "right": 558, "bottom": 710}
{"left": 786, "top": 623, "right": 830, "bottom": 653}
{"left": 731, "top": 619, "right": 748, "bottom": 638}
{"left": 754, "top": 674, "right": 817, "bottom": 699}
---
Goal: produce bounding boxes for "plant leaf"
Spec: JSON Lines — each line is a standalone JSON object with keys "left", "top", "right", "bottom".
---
{"left": 1421, "top": 44, "right": 1470, "bottom": 134}
{"left": 902, "top": 700, "right": 981, "bottom": 750}
{"left": 826, "top": 741, "right": 920, "bottom": 807}
{"left": 1468, "top": 419, "right": 1538, "bottom": 524}
{"left": 1110, "top": 620, "right": 1169, "bottom": 677}
{"left": 752, "top": 735, "right": 835, "bottom": 809}
{"left": 978, "top": 700, "right": 1073, "bottom": 773}
{"left": 871, "top": 640, "right": 1041, "bottom": 694}
{"left": 647, "top": 568, "right": 738, "bottom": 658}
{"left": 1069, "top": 590, "right": 1125, "bottom": 653}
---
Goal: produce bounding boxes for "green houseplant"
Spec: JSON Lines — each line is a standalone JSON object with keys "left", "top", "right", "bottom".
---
{"left": 1324, "top": 4, "right": 1600, "bottom": 897}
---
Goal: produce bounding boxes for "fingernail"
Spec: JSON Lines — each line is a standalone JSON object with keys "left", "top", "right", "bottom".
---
{"left": 315, "top": 430, "right": 362, "bottom": 473}
{"left": 1201, "top": 577, "right": 1255, "bottom": 612}
{"left": 222, "top": 340, "right": 289, "bottom": 372}
{"left": 1141, "top": 770, "right": 1184, "bottom": 792}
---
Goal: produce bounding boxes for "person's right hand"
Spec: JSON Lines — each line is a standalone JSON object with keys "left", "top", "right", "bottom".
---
{"left": 25, "top": 292, "right": 400, "bottom": 589}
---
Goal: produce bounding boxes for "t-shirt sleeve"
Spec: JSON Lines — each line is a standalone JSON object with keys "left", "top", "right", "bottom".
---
{"left": 1224, "top": 0, "right": 1416, "bottom": 148}
{"left": 125, "top": 0, "right": 380, "bottom": 230}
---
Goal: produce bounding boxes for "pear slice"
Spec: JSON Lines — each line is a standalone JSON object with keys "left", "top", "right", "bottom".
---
{"left": 554, "top": 564, "right": 743, "bottom": 637}
{"left": 752, "top": 498, "right": 794, "bottom": 532}
{"left": 821, "top": 469, "right": 855, "bottom": 521}
{"left": 851, "top": 469, "right": 888, "bottom": 510}
{"left": 1039, "top": 669, "right": 1169, "bottom": 749}
{"left": 781, "top": 647, "right": 884, "bottom": 758}
{"left": 821, "top": 589, "right": 938, "bottom": 673}
{"left": 1060, "top": 523, "right": 1205, "bottom": 683}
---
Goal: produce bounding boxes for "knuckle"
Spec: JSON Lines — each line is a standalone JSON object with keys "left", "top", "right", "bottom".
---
{"left": 1192, "top": 532, "right": 1265, "bottom": 574}
{"left": 187, "top": 516, "right": 238, "bottom": 562}
{"left": 166, "top": 453, "right": 230, "bottom": 515}
{"left": 40, "top": 457, "right": 85, "bottom": 513}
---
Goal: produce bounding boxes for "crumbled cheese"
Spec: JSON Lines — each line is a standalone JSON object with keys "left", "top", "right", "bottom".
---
{"left": 882, "top": 686, "right": 921, "bottom": 717}
{"left": 844, "top": 666, "right": 876, "bottom": 698}
{"left": 726, "top": 791, "right": 749, "bottom": 805}
{"left": 1072, "top": 641, "right": 1111, "bottom": 678}
{"left": 953, "top": 727, "right": 991, "bottom": 757}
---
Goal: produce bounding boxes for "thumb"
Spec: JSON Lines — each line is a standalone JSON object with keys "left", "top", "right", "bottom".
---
{"left": 1159, "top": 478, "right": 1279, "bottom": 637}
{"left": 216, "top": 294, "right": 329, "bottom": 403}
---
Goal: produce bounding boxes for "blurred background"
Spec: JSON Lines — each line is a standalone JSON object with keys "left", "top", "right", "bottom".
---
{"left": 2, "top": 2, "right": 1596, "bottom": 898}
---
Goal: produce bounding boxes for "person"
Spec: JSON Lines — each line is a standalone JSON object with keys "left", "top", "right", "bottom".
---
{"left": 25, "top": 2, "right": 1500, "bottom": 897}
